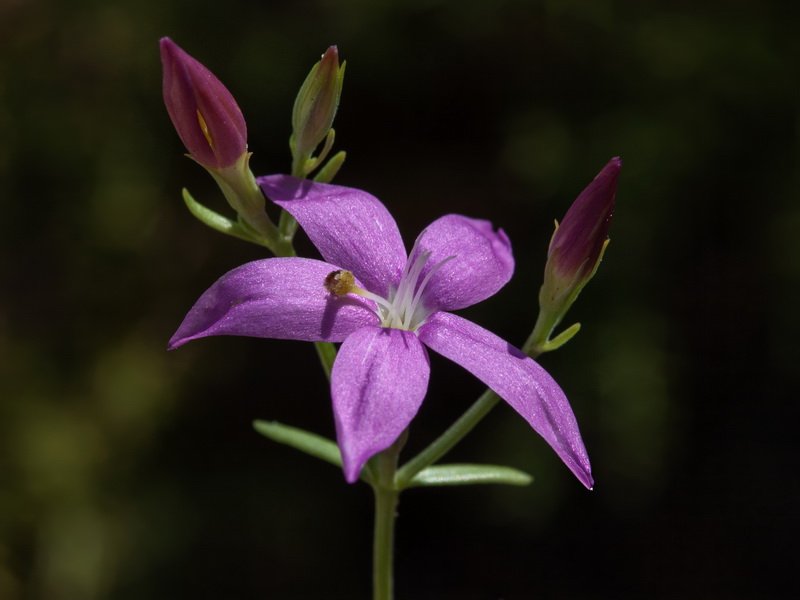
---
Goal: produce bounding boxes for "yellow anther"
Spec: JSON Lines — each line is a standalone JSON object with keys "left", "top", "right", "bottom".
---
{"left": 324, "top": 270, "right": 356, "bottom": 296}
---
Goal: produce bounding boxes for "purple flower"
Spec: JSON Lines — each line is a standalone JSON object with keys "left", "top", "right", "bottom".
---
{"left": 169, "top": 176, "right": 593, "bottom": 488}
{"left": 160, "top": 37, "right": 247, "bottom": 169}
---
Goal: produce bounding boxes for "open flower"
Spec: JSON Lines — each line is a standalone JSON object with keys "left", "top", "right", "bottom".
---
{"left": 169, "top": 176, "right": 593, "bottom": 488}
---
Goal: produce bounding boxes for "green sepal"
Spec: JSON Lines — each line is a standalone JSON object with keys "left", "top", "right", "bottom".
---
{"left": 541, "top": 322, "right": 581, "bottom": 353}
{"left": 253, "top": 420, "right": 342, "bottom": 468}
{"left": 401, "top": 463, "right": 533, "bottom": 489}
{"left": 296, "top": 128, "right": 337, "bottom": 178}
{"left": 182, "top": 188, "right": 265, "bottom": 246}
{"left": 314, "top": 150, "right": 347, "bottom": 184}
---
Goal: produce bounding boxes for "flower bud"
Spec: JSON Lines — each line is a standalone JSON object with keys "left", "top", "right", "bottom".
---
{"left": 291, "top": 46, "right": 345, "bottom": 162}
{"left": 160, "top": 37, "right": 247, "bottom": 169}
{"left": 546, "top": 157, "right": 620, "bottom": 290}
{"left": 535, "top": 157, "right": 620, "bottom": 344}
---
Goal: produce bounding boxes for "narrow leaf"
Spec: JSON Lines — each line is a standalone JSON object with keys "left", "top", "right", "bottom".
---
{"left": 253, "top": 420, "right": 342, "bottom": 468}
{"left": 403, "top": 463, "right": 533, "bottom": 488}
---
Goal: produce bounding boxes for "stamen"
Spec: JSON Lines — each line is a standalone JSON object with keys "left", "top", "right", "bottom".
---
{"left": 393, "top": 250, "right": 430, "bottom": 328}
{"left": 325, "top": 270, "right": 396, "bottom": 321}
{"left": 404, "top": 255, "right": 455, "bottom": 330}
{"left": 323, "top": 237, "right": 455, "bottom": 333}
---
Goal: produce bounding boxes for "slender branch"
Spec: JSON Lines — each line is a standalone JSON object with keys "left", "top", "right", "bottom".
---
{"left": 395, "top": 389, "right": 501, "bottom": 487}
{"left": 396, "top": 327, "right": 551, "bottom": 488}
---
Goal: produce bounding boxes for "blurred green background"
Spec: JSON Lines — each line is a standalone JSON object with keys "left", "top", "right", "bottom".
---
{"left": 1, "top": 0, "right": 798, "bottom": 598}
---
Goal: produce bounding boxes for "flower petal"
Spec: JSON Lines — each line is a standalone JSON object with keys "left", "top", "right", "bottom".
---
{"left": 418, "top": 312, "right": 593, "bottom": 489}
{"left": 332, "top": 326, "right": 430, "bottom": 482}
{"left": 169, "top": 258, "right": 379, "bottom": 349}
{"left": 412, "top": 215, "right": 514, "bottom": 311}
{"left": 258, "top": 175, "right": 407, "bottom": 298}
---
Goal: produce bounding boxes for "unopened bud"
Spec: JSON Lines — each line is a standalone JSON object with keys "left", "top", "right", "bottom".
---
{"left": 160, "top": 37, "right": 247, "bottom": 169}
{"left": 291, "top": 46, "right": 345, "bottom": 165}
{"left": 542, "top": 156, "right": 620, "bottom": 308}
{"left": 529, "top": 157, "right": 621, "bottom": 352}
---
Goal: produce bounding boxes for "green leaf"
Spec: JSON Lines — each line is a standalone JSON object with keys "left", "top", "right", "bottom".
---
{"left": 402, "top": 464, "right": 533, "bottom": 488}
{"left": 253, "top": 420, "right": 342, "bottom": 468}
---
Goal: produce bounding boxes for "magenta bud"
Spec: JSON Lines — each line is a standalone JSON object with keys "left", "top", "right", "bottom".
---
{"left": 550, "top": 158, "right": 620, "bottom": 280}
{"left": 540, "top": 157, "right": 621, "bottom": 316}
{"left": 160, "top": 37, "right": 247, "bottom": 169}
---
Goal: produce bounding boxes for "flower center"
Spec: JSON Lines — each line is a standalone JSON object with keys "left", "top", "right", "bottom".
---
{"left": 324, "top": 240, "right": 454, "bottom": 333}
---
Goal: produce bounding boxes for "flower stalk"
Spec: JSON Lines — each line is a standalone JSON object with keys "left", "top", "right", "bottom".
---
{"left": 371, "top": 435, "right": 404, "bottom": 600}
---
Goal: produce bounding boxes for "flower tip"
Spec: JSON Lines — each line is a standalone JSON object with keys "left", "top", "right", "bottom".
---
{"left": 166, "top": 337, "right": 184, "bottom": 351}
{"left": 158, "top": 37, "right": 182, "bottom": 63}
{"left": 342, "top": 460, "right": 363, "bottom": 484}
{"left": 597, "top": 156, "right": 622, "bottom": 184}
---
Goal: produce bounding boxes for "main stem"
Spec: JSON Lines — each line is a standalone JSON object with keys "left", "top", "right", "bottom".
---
{"left": 372, "top": 443, "right": 401, "bottom": 600}
{"left": 373, "top": 484, "right": 398, "bottom": 600}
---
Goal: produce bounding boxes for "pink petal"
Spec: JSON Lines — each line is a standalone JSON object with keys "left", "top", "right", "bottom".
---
{"left": 418, "top": 312, "right": 593, "bottom": 489}
{"left": 258, "top": 175, "right": 407, "bottom": 298}
{"left": 169, "top": 258, "right": 379, "bottom": 349}
{"left": 332, "top": 326, "right": 430, "bottom": 482}
{"left": 412, "top": 215, "right": 514, "bottom": 311}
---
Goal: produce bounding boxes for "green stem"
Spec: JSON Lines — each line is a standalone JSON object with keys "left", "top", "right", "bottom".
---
{"left": 373, "top": 486, "right": 398, "bottom": 600}
{"left": 372, "top": 443, "right": 401, "bottom": 600}
{"left": 522, "top": 305, "right": 560, "bottom": 357}
{"left": 313, "top": 340, "right": 337, "bottom": 381}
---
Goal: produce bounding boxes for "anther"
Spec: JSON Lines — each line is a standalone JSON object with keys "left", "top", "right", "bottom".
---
{"left": 324, "top": 270, "right": 356, "bottom": 296}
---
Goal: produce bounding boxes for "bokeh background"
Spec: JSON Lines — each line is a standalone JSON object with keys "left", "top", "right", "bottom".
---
{"left": 2, "top": 0, "right": 798, "bottom": 598}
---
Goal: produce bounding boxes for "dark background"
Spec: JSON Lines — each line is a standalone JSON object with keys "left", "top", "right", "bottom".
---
{"left": 1, "top": 0, "right": 798, "bottom": 598}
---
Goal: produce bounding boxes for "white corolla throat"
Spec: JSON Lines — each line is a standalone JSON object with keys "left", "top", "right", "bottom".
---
{"left": 325, "top": 238, "right": 455, "bottom": 332}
